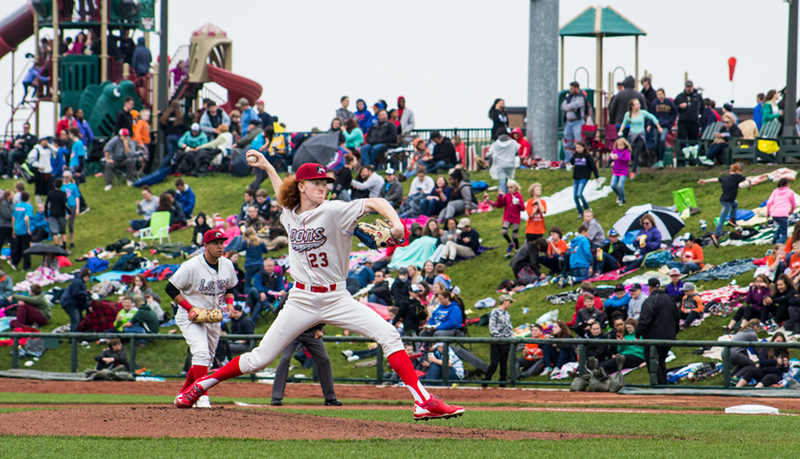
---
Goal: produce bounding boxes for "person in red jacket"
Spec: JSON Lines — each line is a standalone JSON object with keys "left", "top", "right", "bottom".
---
{"left": 567, "top": 281, "right": 604, "bottom": 327}
{"left": 486, "top": 179, "right": 526, "bottom": 254}
{"left": 510, "top": 128, "right": 532, "bottom": 166}
{"left": 55, "top": 106, "right": 78, "bottom": 138}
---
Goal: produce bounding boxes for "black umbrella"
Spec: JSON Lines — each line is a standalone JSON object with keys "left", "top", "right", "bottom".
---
{"left": 292, "top": 133, "right": 341, "bottom": 170}
{"left": 24, "top": 245, "right": 69, "bottom": 256}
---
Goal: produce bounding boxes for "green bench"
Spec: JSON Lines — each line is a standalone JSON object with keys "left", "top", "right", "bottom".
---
{"left": 729, "top": 119, "right": 780, "bottom": 164}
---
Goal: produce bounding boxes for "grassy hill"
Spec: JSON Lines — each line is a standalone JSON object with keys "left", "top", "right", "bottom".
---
{"left": 0, "top": 163, "right": 788, "bottom": 386}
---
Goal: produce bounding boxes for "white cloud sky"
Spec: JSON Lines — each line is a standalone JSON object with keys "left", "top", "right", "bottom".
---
{"left": 0, "top": 0, "right": 795, "bottom": 135}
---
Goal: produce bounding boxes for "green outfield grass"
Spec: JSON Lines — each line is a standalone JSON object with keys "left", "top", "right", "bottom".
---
{"left": 0, "top": 165, "right": 790, "bottom": 386}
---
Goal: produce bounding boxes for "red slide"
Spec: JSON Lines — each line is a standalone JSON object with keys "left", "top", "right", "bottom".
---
{"left": 206, "top": 65, "right": 263, "bottom": 115}
{"left": 0, "top": 1, "right": 35, "bottom": 61}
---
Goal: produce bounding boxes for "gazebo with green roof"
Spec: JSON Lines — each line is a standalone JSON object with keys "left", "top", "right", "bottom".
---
{"left": 560, "top": 6, "right": 646, "bottom": 126}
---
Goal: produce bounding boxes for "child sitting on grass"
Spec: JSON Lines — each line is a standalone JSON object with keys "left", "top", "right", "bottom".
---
{"left": 94, "top": 338, "right": 129, "bottom": 371}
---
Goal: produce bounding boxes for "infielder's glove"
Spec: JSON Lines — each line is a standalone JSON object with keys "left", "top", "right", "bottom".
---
{"left": 354, "top": 219, "right": 403, "bottom": 250}
{"left": 189, "top": 307, "right": 223, "bottom": 324}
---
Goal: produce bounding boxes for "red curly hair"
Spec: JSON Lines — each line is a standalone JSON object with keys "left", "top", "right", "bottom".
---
{"left": 278, "top": 175, "right": 301, "bottom": 209}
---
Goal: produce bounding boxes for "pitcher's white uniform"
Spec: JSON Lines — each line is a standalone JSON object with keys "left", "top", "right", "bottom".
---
{"left": 171, "top": 255, "right": 238, "bottom": 366}
{"left": 237, "top": 198, "right": 404, "bottom": 374}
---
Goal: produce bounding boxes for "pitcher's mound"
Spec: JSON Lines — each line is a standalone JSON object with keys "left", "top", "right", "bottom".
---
{"left": 0, "top": 406, "right": 640, "bottom": 440}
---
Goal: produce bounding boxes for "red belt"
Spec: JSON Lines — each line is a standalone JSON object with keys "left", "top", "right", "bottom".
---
{"left": 295, "top": 282, "right": 337, "bottom": 293}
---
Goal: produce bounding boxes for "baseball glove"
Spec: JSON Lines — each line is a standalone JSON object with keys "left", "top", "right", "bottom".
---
{"left": 189, "top": 307, "right": 223, "bottom": 324}
{"left": 354, "top": 219, "right": 403, "bottom": 250}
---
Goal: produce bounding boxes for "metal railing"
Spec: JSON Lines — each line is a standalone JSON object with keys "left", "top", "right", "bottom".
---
{"left": 1, "top": 332, "right": 796, "bottom": 391}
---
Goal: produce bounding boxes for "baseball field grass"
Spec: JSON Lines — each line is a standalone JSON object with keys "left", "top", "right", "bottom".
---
{"left": 0, "top": 164, "right": 788, "bottom": 386}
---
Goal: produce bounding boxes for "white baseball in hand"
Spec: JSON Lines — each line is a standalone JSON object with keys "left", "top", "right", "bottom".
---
{"left": 247, "top": 155, "right": 258, "bottom": 164}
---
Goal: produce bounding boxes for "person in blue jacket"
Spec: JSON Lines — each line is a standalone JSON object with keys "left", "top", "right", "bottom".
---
{"left": 354, "top": 99, "right": 375, "bottom": 134}
{"left": 421, "top": 290, "right": 463, "bottom": 337}
{"left": 60, "top": 268, "right": 91, "bottom": 332}
{"left": 650, "top": 89, "right": 677, "bottom": 168}
{"left": 561, "top": 224, "right": 593, "bottom": 285}
{"left": 248, "top": 258, "right": 286, "bottom": 325}
{"left": 346, "top": 259, "right": 375, "bottom": 294}
{"left": 21, "top": 62, "right": 49, "bottom": 103}
{"left": 753, "top": 93, "right": 765, "bottom": 129}
{"left": 627, "top": 214, "right": 662, "bottom": 270}
{"left": 604, "top": 284, "right": 631, "bottom": 323}
{"left": 174, "top": 178, "right": 195, "bottom": 217}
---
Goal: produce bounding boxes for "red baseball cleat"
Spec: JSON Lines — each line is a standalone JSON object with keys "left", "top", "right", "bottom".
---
{"left": 413, "top": 396, "right": 465, "bottom": 421}
{"left": 174, "top": 378, "right": 207, "bottom": 409}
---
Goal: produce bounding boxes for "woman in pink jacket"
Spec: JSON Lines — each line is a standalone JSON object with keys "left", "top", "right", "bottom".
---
{"left": 487, "top": 179, "right": 527, "bottom": 254}
{"left": 766, "top": 178, "right": 796, "bottom": 244}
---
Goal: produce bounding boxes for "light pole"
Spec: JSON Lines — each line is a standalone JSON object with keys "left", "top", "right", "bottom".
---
{"left": 784, "top": 0, "right": 798, "bottom": 136}
{"left": 157, "top": 0, "right": 169, "bottom": 166}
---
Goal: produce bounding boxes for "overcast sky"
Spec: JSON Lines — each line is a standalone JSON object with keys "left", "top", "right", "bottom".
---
{"left": 0, "top": 0, "right": 796, "bottom": 135}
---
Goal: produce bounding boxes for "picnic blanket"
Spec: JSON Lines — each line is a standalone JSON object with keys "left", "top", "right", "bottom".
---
{"left": 684, "top": 259, "right": 756, "bottom": 282}
{"left": 92, "top": 269, "right": 144, "bottom": 283}
{"left": 522, "top": 177, "right": 613, "bottom": 219}
{"left": 14, "top": 267, "right": 73, "bottom": 291}
{"left": 387, "top": 236, "right": 438, "bottom": 269}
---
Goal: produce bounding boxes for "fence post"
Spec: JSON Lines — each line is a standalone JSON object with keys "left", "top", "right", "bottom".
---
{"left": 11, "top": 337, "right": 19, "bottom": 369}
{"left": 376, "top": 346, "right": 384, "bottom": 384}
{"left": 442, "top": 343, "right": 450, "bottom": 386}
{"left": 578, "top": 344, "right": 587, "bottom": 376}
{"left": 508, "top": 340, "right": 517, "bottom": 387}
{"left": 722, "top": 346, "right": 731, "bottom": 388}
{"left": 649, "top": 345, "right": 658, "bottom": 386}
{"left": 130, "top": 337, "right": 137, "bottom": 371}
{"left": 70, "top": 338, "right": 78, "bottom": 373}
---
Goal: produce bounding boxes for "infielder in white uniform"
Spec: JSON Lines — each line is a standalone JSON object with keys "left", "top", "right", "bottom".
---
{"left": 175, "top": 152, "right": 464, "bottom": 420}
{"left": 168, "top": 229, "right": 238, "bottom": 408}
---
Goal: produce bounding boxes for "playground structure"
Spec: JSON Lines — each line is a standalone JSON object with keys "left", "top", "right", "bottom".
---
{"left": 0, "top": 0, "right": 261, "bottom": 144}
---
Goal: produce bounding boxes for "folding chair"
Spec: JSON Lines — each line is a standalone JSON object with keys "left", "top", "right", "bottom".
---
{"left": 138, "top": 211, "right": 171, "bottom": 244}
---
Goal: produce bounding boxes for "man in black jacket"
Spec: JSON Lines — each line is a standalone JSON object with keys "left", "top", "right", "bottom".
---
{"left": 391, "top": 268, "right": 411, "bottom": 307}
{"left": 443, "top": 218, "right": 480, "bottom": 267}
{"left": 608, "top": 76, "right": 646, "bottom": 126}
{"left": 392, "top": 284, "right": 426, "bottom": 336}
{"left": 114, "top": 97, "right": 135, "bottom": 134}
{"left": 640, "top": 76, "right": 657, "bottom": 108}
{"left": 227, "top": 305, "right": 255, "bottom": 354}
{"left": 635, "top": 278, "right": 680, "bottom": 385}
{"left": 674, "top": 80, "right": 705, "bottom": 145}
{"left": 360, "top": 109, "right": 397, "bottom": 167}
{"left": 61, "top": 268, "right": 91, "bottom": 332}
{"left": 381, "top": 168, "right": 403, "bottom": 209}
{"left": 368, "top": 270, "right": 393, "bottom": 305}
{"left": 425, "top": 131, "right": 457, "bottom": 172}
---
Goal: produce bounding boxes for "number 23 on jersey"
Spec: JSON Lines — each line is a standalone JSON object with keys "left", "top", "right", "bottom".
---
{"left": 308, "top": 252, "right": 329, "bottom": 268}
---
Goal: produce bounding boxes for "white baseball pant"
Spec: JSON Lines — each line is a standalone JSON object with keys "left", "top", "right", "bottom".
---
{"left": 238, "top": 285, "right": 404, "bottom": 374}
{"left": 176, "top": 307, "right": 222, "bottom": 367}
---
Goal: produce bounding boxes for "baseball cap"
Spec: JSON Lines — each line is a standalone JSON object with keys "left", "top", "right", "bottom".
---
{"left": 203, "top": 229, "right": 227, "bottom": 244}
{"left": 647, "top": 278, "right": 660, "bottom": 288}
{"left": 685, "top": 80, "right": 694, "bottom": 87}
{"left": 233, "top": 304, "right": 243, "bottom": 312}
{"left": 131, "top": 109, "right": 139, "bottom": 119}
{"left": 614, "top": 284, "right": 625, "bottom": 293}
{"left": 682, "top": 282, "right": 696, "bottom": 292}
{"left": 386, "top": 167, "right": 396, "bottom": 175}
{"left": 373, "top": 101, "right": 385, "bottom": 109}
{"left": 669, "top": 268, "right": 681, "bottom": 276}
{"left": 498, "top": 294, "right": 515, "bottom": 303}
{"left": 236, "top": 97, "right": 249, "bottom": 106}
{"left": 608, "top": 229, "right": 619, "bottom": 237}
{"left": 398, "top": 267, "right": 409, "bottom": 276}
{"left": 256, "top": 99, "right": 264, "bottom": 105}
{"left": 630, "top": 283, "right": 642, "bottom": 291}
{"left": 409, "top": 284, "right": 422, "bottom": 293}
{"left": 269, "top": 200, "right": 279, "bottom": 207}
{"left": 295, "top": 163, "right": 335, "bottom": 183}
{"left": 457, "top": 218, "right": 471, "bottom": 229}
{"left": 119, "top": 128, "right": 130, "bottom": 136}
{"left": 191, "top": 123, "right": 200, "bottom": 131}
{"left": 363, "top": 256, "right": 374, "bottom": 264}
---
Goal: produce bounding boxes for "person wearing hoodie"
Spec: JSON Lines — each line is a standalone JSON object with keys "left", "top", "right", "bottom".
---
{"left": 9, "top": 284, "right": 52, "bottom": 329}
{"left": 766, "top": 178, "right": 796, "bottom": 244}
{"left": 421, "top": 290, "right": 462, "bottom": 337}
{"left": 635, "top": 278, "right": 680, "bottom": 385}
{"left": 177, "top": 123, "right": 209, "bottom": 150}
{"left": 560, "top": 82, "right": 587, "bottom": 161}
{"left": 174, "top": 179, "right": 196, "bottom": 217}
{"left": 729, "top": 319, "right": 760, "bottom": 373}
{"left": 640, "top": 76, "right": 657, "bottom": 108}
{"left": 191, "top": 212, "right": 211, "bottom": 247}
{"left": 510, "top": 128, "right": 531, "bottom": 164}
{"left": 354, "top": 99, "right": 374, "bottom": 133}
{"left": 488, "top": 99, "right": 509, "bottom": 140}
{"left": 360, "top": 109, "right": 397, "bottom": 167}
{"left": 198, "top": 101, "right": 231, "bottom": 140}
{"left": 391, "top": 268, "right": 412, "bottom": 308}
{"left": 123, "top": 295, "right": 159, "bottom": 334}
{"left": 674, "top": 80, "right": 705, "bottom": 147}
{"left": 60, "top": 268, "right": 91, "bottom": 332}
{"left": 650, "top": 89, "right": 677, "bottom": 168}
{"left": 487, "top": 179, "right": 526, "bottom": 253}
{"left": 488, "top": 129, "right": 519, "bottom": 194}
{"left": 21, "top": 62, "right": 49, "bottom": 104}
{"left": 608, "top": 76, "right": 646, "bottom": 126}
{"left": 562, "top": 225, "right": 592, "bottom": 283}
{"left": 397, "top": 96, "right": 415, "bottom": 135}
{"left": 425, "top": 131, "right": 457, "bottom": 173}
{"left": 568, "top": 141, "right": 600, "bottom": 218}
{"left": 131, "top": 37, "right": 151, "bottom": 77}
